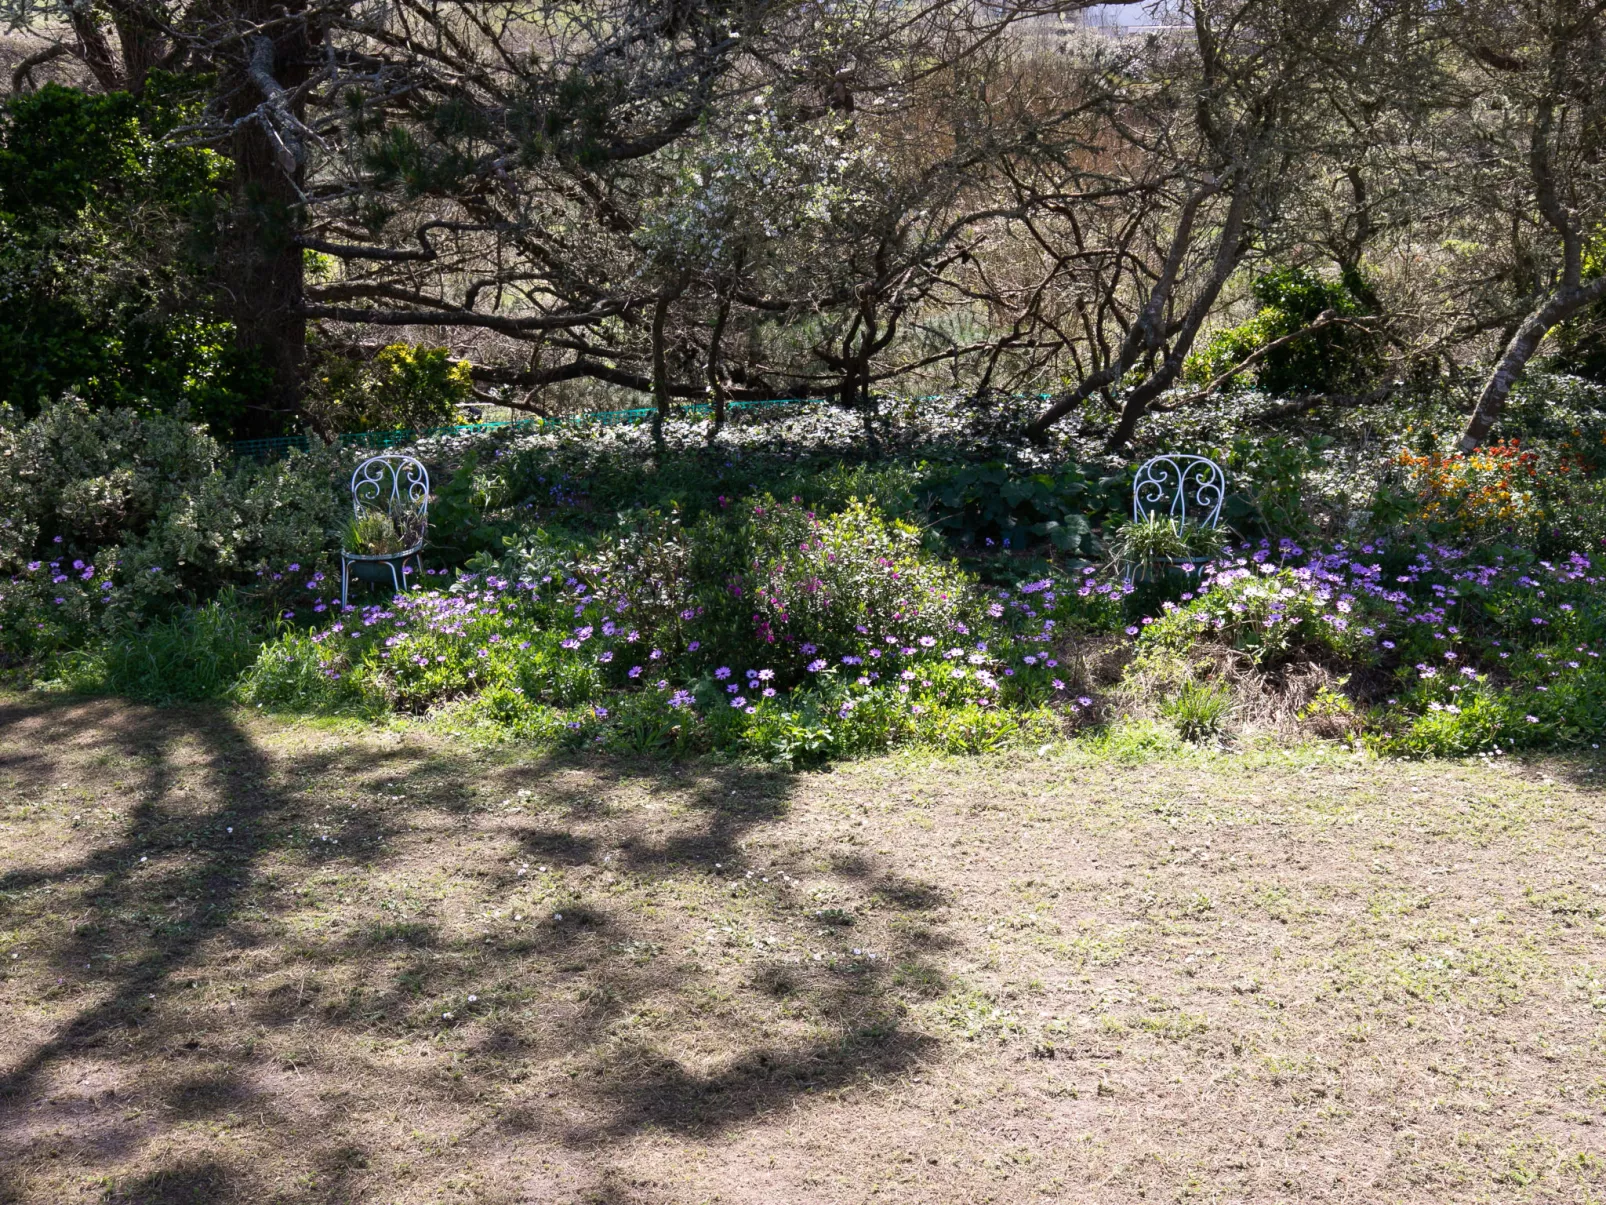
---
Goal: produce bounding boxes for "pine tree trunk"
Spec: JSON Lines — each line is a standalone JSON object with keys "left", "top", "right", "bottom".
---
{"left": 221, "top": 17, "right": 312, "bottom": 439}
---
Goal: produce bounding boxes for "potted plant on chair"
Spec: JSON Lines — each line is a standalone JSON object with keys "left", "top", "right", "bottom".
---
{"left": 1108, "top": 455, "right": 1230, "bottom": 585}
{"left": 340, "top": 455, "right": 430, "bottom": 605}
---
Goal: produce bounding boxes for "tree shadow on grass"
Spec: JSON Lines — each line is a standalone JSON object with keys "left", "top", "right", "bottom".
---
{"left": 100, "top": 1158, "right": 236, "bottom": 1204}
{"left": 565, "top": 1025, "right": 936, "bottom": 1143}
{"left": 0, "top": 697, "right": 399, "bottom": 1198}
{"left": 0, "top": 695, "right": 955, "bottom": 1201}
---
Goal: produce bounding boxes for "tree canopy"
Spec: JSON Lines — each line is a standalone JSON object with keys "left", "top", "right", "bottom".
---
{"left": 1, "top": 0, "right": 1603, "bottom": 446}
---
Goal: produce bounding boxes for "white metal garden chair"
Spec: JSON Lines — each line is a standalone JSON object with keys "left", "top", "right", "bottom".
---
{"left": 340, "top": 454, "right": 429, "bottom": 606}
{"left": 1131, "top": 453, "right": 1226, "bottom": 528}
{"left": 1120, "top": 454, "right": 1227, "bottom": 586}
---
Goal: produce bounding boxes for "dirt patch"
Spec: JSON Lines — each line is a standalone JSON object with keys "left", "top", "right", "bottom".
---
{"left": 0, "top": 693, "right": 1603, "bottom": 1203}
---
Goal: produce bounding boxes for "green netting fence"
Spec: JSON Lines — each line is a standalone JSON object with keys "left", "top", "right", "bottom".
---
{"left": 228, "top": 395, "right": 818, "bottom": 460}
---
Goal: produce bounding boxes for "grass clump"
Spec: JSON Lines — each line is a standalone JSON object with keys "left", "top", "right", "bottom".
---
{"left": 1160, "top": 678, "right": 1232, "bottom": 743}
{"left": 58, "top": 593, "right": 264, "bottom": 704}
{"left": 341, "top": 505, "right": 425, "bottom": 555}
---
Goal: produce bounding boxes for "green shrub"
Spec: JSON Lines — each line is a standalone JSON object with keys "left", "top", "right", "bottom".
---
{"left": 0, "top": 399, "right": 348, "bottom": 632}
{"left": 1140, "top": 563, "right": 1384, "bottom": 667}
{"left": 226, "top": 490, "right": 1082, "bottom": 762}
{"left": 1105, "top": 515, "right": 1229, "bottom": 582}
{"left": 0, "top": 84, "right": 255, "bottom": 430}
{"left": 67, "top": 594, "right": 264, "bottom": 703}
{"left": 919, "top": 460, "right": 1121, "bottom": 558}
{"left": 1373, "top": 688, "right": 1517, "bottom": 757}
{"left": 303, "top": 342, "right": 472, "bottom": 436}
{"left": 1185, "top": 266, "right": 1381, "bottom": 396}
{"left": 1222, "top": 435, "right": 1331, "bottom": 539}
{"left": 235, "top": 628, "right": 380, "bottom": 713}
{"left": 0, "top": 550, "right": 111, "bottom": 664}
{"left": 741, "top": 697, "right": 842, "bottom": 766}
{"left": 746, "top": 498, "right": 978, "bottom": 669}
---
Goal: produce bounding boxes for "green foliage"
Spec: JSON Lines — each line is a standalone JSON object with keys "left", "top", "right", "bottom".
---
{"left": 1160, "top": 679, "right": 1231, "bottom": 743}
{"left": 497, "top": 436, "right": 926, "bottom": 528}
{"left": 1105, "top": 515, "right": 1229, "bottom": 582}
{"left": 9, "top": 377, "right": 1606, "bottom": 767}
{"left": 1546, "top": 226, "right": 1606, "bottom": 384}
{"left": 1185, "top": 266, "right": 1381, "bottom": 396}
{"left": 235, "top": 629, "right": 380, "bottom": 714}
{"left": 741, "top": 696, "right": 840, "bottom": 766}
{"left": 1374, "top": 687, "right": 1518, "bottom": 757}
{"left": 0, "top": 84, "right": 254, "bottom": 430}
{"left": 0, "top": 85, "right": 143, "bottom": 213}
{"left": 745, "top": 498, "right": 979, "bottom": 669}
{"left": 64, "top": 593, "right": 265, "bottom": 703}
{"left": 0, "top": 399, "right": 347, "bottom": 640}
{"left": 304, "top": 342, "right": 473, "bottom": 436}
{"left": 1389, "top": 406, "right": 1606, "bottom": 556}
{"left": 1141, "top": 564, "right": 1383, "bottom": 668}
{"left": 342, "top": 507, "right": 425, "bottom": 555}
{"left": 1223, "top": 435, "right": 1332, "bottom": 538}
{"left": 218, "top": 484, "right": 1087, "bottom": 760}
{"left": 919, "top": 461, "right": 1122, "bottom": 559}
{"left": 424, "top": 457, "right": 512, "bottom": 564}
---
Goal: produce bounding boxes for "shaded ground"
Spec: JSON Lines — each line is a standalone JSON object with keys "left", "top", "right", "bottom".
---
{"left": 0, "top": 694, "right": 1603, "bottom": 1204}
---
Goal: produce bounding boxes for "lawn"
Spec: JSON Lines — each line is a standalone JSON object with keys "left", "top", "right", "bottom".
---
{"left": 1, "top": 694, "right": 1603, "bottom": 1203}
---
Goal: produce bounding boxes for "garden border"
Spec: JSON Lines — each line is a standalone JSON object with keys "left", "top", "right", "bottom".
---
{"left": 228, "top": 396, "right": 821, "bottom": 460}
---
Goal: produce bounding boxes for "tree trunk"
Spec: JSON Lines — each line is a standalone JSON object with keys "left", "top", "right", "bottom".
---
{"left": 221, "top": 17, "right": 314, "bottom": 439}
{"left": 1458, "top": 278, "right": 1606, "bottom": 452}
{"left": 1102, "top": 183, "right": 1253, "bottom": 452}
{"left": 650, "top": 291, "right": 673, "bottom": 452}
{"left": 706, "top": 293, "right": 730, "bottom": 441}
{"left": 858, "top": 362, "right": 881, "bottom": 460}
{"left": 1027, "top": 180, "right": 1220, "bottom": 438}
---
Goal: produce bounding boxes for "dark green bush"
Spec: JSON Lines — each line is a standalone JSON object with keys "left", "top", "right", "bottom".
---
{"left": 0, "top": 83, "right": 259, "bottom": 431}
{"left": 1186, "top": 266, "right": 1382, "bottom": 396}
{"left": 919, "top": 461, "right": 1123, "bottom": 559}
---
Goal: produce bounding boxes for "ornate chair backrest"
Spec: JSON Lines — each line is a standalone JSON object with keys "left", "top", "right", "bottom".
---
{"left": 1131, "top": 454, "right": 1225, "bottom": 528}
{"left": 350, "top": 455, "right": 430, "bottom": 521}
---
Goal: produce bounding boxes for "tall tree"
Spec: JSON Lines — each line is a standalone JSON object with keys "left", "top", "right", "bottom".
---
{"left": 1448, "top": 0, "right": 1606, "bottom": 451}
{"left": 1018, "top": 0, "right": 1418, "bottom": 448}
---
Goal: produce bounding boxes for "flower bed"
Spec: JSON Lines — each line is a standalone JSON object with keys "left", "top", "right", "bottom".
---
{"left": 1134, "top": 540, "right": 1606, "bottom": 753}
{"left": 236, "top": 499, "right": 1098, "bottom": 763}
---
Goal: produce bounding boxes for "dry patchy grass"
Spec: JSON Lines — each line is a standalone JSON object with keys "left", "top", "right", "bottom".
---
{"left": 0, "top": 695, "right": 1604, "bottom": 1203}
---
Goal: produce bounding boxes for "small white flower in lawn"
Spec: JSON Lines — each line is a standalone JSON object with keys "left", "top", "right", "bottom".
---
{"left": 538, "top": 865, "right": 547, "bottom": 872}
{"left": 467, "top": 994, "right": 478, "bottom": 1003}
{"left": 140, "top": 856, "right": 147, "bottom": 863}
{"left": 442, "top": 1011, "right": 454, "bottom": 1020}
{"left": 553, "top": 912, "right": 562, "bottom": 920}
{"left": 513, "top": 914, "right": 521, "bottom": 921}
{"left": 226, "top": 827, "right": 233, "bottom": 834}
